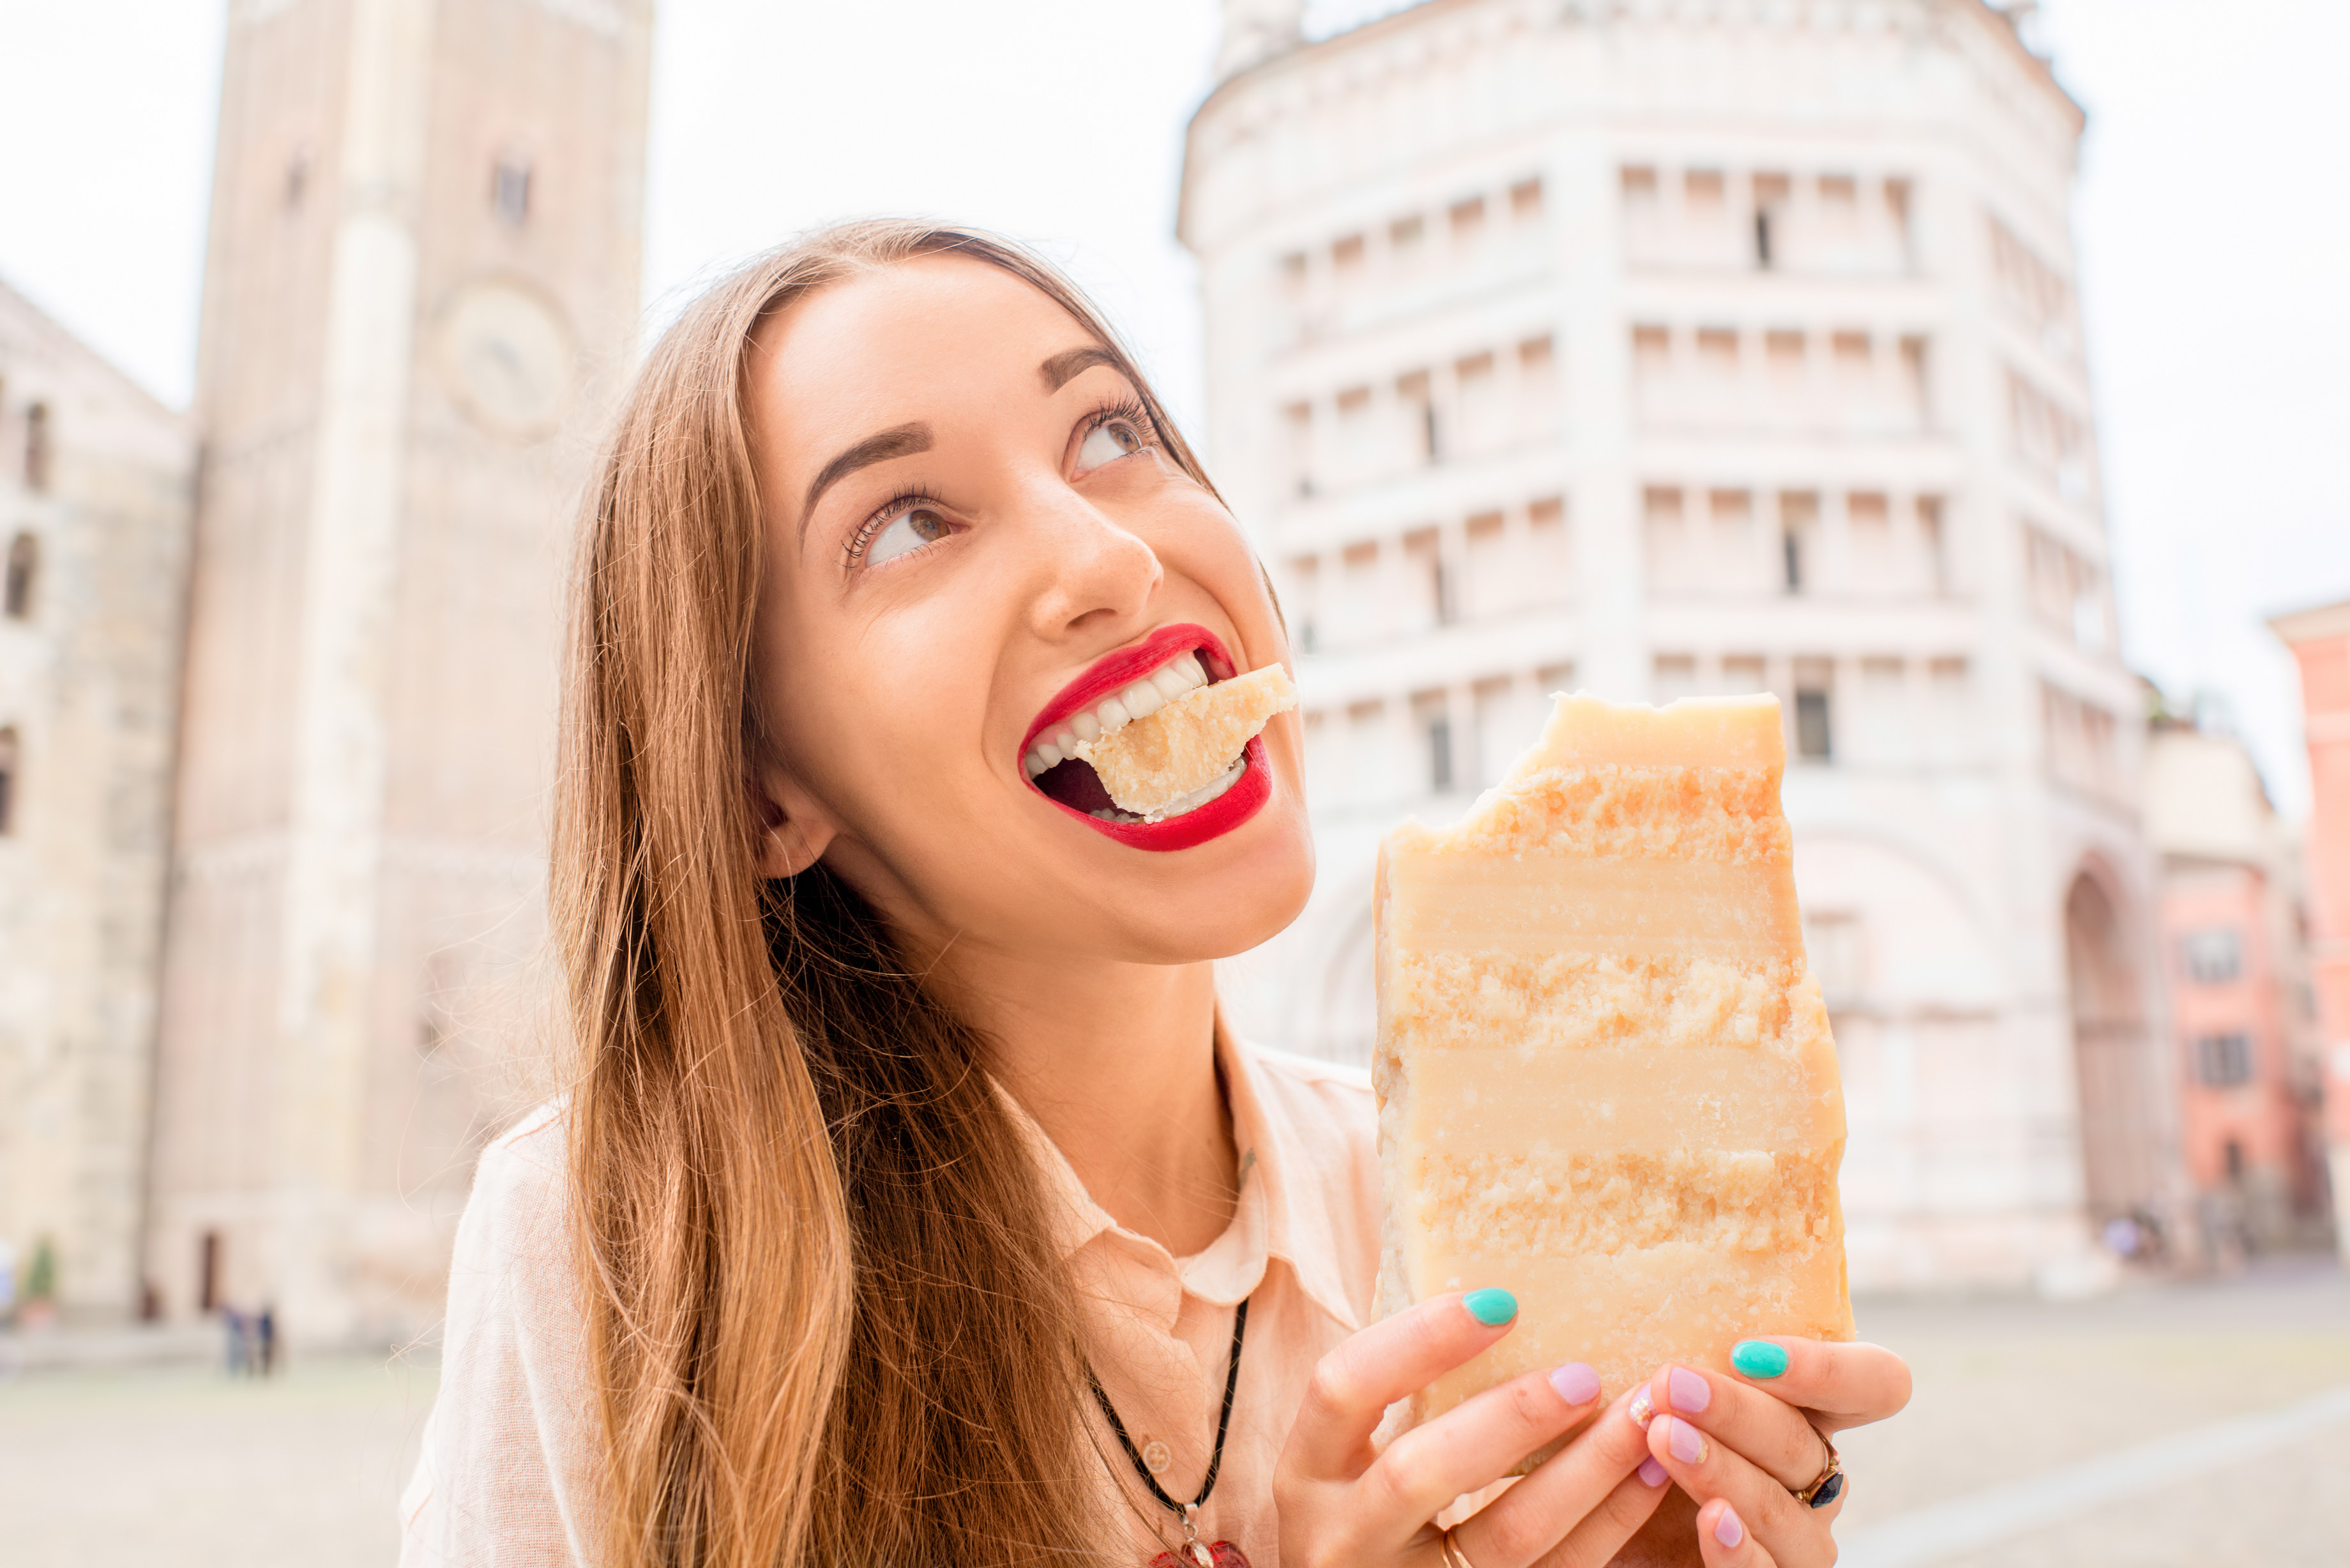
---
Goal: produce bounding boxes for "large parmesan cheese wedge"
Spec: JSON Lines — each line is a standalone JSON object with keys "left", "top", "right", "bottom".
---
{"left": 1076, "top": 664, "right": 1297, "bottom": 817}
{"left": 1374, "top": 693, "right": 1851, "bottom": 1457}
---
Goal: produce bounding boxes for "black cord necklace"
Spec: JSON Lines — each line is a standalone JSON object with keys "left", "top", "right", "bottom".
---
{"left": 1086, "top": 1297, "right": 1252, "bottom": 1568}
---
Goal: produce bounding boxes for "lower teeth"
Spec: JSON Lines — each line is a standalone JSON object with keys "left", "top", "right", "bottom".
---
{"left": 1089, "top": 757, "right": 1247, "bottom": 824}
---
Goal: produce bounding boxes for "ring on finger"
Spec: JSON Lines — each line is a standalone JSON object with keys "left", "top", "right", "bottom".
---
{"left": 1437, "top": 1525, "right": 1478, "bottom": 1568}
{"left": 1790, "top": 1429, "right": 1844, "bottom": 1509}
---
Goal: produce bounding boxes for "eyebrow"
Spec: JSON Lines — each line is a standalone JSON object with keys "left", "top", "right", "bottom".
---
{"left": 800, "top": 421, "right": 932, "bottom": 540}
{"left": 1040, "top": 345, "right": 1122, "bottom": 393}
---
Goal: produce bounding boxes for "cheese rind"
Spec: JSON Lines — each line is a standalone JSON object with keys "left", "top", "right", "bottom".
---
{"left": 1075, "top": 663, "right": 1297, "bottom": 815}
{"left": 1375, "top": 692, "right": 1851, "bottom": 1451}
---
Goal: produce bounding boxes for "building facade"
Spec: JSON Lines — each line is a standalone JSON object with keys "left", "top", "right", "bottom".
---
{"left": 2271, "top": 598, "right": 2350, "bottom": 1258}
{"left": 1184, "top": 0, "right": 2181, "bottom": 1290}
{"left": 0, "top": 279, "right": 198, "bottom": 1323}
{"left": 2142, "top": 716, "right": 2330, "bottom": 1255}
{"left": 144, "top": 0, "right": 652, "bottom": 1343}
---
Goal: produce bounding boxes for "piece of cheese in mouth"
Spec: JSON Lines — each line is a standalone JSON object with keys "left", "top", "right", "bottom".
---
{"left": 1374, "top": 691, "right": 1852, "bottom": 1467}
{"left": 1073, "top": 663, "right": 1298, "bottom": 817}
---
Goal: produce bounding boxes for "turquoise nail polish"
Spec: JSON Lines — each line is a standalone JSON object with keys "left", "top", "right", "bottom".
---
{"left": 1731, "top": 1339, "right": 1790, "bottom": 1379}
{"left": 1462, "top": 1287, "right": 1519, "bottom": 1325}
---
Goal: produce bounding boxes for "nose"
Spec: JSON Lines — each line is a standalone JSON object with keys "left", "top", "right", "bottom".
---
{"left": 1020, "top": 477, "right": 1162, "bottom": 643}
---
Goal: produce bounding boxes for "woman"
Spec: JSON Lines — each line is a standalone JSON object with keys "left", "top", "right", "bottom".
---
{"left": 399, "top": 221, "right": 1909, "bottom": 1568}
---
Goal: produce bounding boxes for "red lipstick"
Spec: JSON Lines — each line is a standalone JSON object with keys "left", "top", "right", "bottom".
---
{"left": 1020, "top": 623, "right": 1273, "bottom": 853}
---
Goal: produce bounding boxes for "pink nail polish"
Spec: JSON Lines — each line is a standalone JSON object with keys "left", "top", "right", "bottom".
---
{"left": 1668, "top": 1366, "right": 1711, "bottom": 1413}
{"left": 1665, "top": 1415, "right": 1708, "bottom": 1465}
{"left": 1713, "top": 1505, "right": 1744, "bottom": 1548}
{"left": 1637, "top": 1456, "right": 1669, "bottom": 1487}
{"left": 1628, "top": 1385, "right": 1655, "bottom": 1428}
{"left": 1550, "top": 1362, "right": 1601, "bottom": 1405}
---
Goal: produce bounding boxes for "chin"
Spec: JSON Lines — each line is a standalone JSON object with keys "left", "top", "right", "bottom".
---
{"left": 1082, "top": 755, "right": 1317, "bottom": 963}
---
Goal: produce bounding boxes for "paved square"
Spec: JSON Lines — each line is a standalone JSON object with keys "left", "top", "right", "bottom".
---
{"left": 1, "top": 1259, "right": 2342, "bottom": 1566}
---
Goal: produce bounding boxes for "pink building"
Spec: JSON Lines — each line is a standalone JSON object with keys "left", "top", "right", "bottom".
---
{"left": 2142, "top": 716, "right": 2328, "bottom": 1252}
{"left": 2271, "top": 598, "right": 2350, "bottom": 1258}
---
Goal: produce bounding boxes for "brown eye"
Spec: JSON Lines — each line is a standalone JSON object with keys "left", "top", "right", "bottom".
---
{"left": 862, "top": 503, "right": 954, "bottom": 567}
{"left": 1076, "top": 418, "right": 1146, "bottom": 472}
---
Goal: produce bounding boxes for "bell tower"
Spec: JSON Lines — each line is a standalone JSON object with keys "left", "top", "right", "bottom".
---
{"left": 149, "top": 0, "right": 651, "bottom": 1341}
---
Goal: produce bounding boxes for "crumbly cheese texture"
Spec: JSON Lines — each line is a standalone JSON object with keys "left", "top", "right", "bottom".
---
{"left": 1374, "top": 693, "right": 1853, "bottom": 1463}
{"left": 1075, "top": 664, "right": 1297, "bottom": 815}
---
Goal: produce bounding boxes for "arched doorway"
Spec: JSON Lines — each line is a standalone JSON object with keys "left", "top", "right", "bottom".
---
{"left": 2065, "top": 870, "right": 2161, "bottom": 1224}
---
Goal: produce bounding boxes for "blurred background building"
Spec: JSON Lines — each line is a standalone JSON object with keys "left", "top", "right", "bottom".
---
{"left": 0, "top": 280, "right": 196, "bottom": 1325}
{"left": 2270, "top": 598, "right": 2350, "bottom": 1257}
{"left": 2142, "top": 701, "right": 2330, "bottom": 1255}
{"left": 1189, "top": 0, "right": 2188, "bottom": 1292}
{"left": 0, "top": 0, "right": 651, "bottom": 1343}
{"left": 140, "top": 0, "right": 652, "bottom": 1345}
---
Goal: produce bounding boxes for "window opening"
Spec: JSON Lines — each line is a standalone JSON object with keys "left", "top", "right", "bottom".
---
{"left": 492, "top": 156, "right": 532, "bottom": 224}
{"left": 1794, "top": 689, "right": 1833, "bottom": 760}
{"left": 4, "top": 532, "right": 34, "bottom": 619}
{"left": 2181, "top": 927, "right": 2242, "bottom": 984}
{"left": 24, "top": 402, "right": 52, "bottom": 491}
{"left": 0, "top": 726, "right": 17, "bottom": 834}
{"left": 2195, "top": 1034, "right": 2252, "bottom": 1088}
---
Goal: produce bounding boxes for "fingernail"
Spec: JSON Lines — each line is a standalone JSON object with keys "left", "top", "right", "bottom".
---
{"left": 1665, "top": 1415, "right": 1708, "bottom": 1465}
{"left": 1549, "top": 1361, "right": 1601, "bottom": 1405}
{"left": 1667, "top": 1366, "right": 1711, "bottom": 1413}
{"left": 1462, "top": 1287, "right": 1518, "bottom": 1325}
{"left": 1714, "top": 1504, "right": 1745, "bottom": 1548}
{"left": 1637, "top": 1456, "right": 1669, "bottom": 1487}
{"left": 1731, "top": 1339, "right": 1790, "bottom": 1380}
{"left": 1627, "top": 1385, "right": 1655, "bottom": 1428}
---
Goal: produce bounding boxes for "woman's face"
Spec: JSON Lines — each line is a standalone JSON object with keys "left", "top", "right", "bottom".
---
{"left": 745, "top": 255, "right": 1314, "bottom": 969}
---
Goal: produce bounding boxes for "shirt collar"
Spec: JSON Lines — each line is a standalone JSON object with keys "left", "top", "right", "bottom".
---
{"left": 994, "top": 1018, "right": 1363, "bottom": 1334}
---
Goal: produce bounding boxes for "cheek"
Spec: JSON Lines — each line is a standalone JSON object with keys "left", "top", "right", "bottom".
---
{"left": 1144, "top": 492, "right": 1276, "bottom": 621}
{"left": 762, "top": 585, "right": 999, "bottom": 817}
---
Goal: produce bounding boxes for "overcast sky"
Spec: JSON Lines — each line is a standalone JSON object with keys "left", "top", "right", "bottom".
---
{"left": 0, "top": 0, "right": 2341, "bottom": 816}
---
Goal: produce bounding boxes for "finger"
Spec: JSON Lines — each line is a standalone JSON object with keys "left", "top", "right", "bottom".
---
{"left": 1636, "top": 1363, "right": 1833, "bottom": 1491}
{"left": 1531, "top": 1459, "right": 1676, "bottom": 1568}
{"left": 1286, "top": 1287, "right": 1523, "bottom": 1477}
{"left": 1724, "top": 1337, "right": 1911, "bottom": 1432}
{"left": 1695, "top": 1500, "right": 1778, "bottom": 1568}
{"left": 1368, "top": 1359, "right": 1609, "bottom": 1535}
{"left": 1450, "top": 1385, "right": 1655, "bottom": 1568}
{"left": 1647, "top": 1413, "right": 1843, "bottom": 1565}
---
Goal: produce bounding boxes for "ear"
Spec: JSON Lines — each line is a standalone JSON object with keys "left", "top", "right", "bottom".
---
{"left": 748, "top": 758, "right": 840, "bottom": 879}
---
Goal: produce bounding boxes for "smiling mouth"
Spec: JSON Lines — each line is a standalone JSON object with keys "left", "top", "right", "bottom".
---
{"left": 1024, "top": 647, "right": 1244, "bottom": 823}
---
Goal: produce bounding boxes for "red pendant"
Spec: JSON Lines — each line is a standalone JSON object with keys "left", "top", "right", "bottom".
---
{"left": 1148, "top": 1544, "right": 1250, "bottom": 1568}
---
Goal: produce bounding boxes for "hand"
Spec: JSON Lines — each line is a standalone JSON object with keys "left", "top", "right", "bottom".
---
{"left": 1631, "top": 1338, "right": 1912, "bottom": 1567}
{"left": 1275, "top": 1288, "right": 1677, "bottom": 1568}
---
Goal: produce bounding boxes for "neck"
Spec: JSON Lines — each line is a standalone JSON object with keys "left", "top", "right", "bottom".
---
{"left": 932, "top": 943, "right": 1239, "bottom": 1257}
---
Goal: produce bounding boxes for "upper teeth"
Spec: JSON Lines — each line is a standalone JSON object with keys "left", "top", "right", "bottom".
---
{"left": 1024, "top": 652, "right": 1209, "bottom": 778}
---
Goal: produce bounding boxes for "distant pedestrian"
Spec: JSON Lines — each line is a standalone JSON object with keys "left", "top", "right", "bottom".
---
{"left": 256, "top": 1304, "right": 277, "bottom": 1376}
{"left": 223, "top": 1304, "right": 248, "bottom": 1376}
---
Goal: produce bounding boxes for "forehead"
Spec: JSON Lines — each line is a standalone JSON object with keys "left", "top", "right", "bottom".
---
{"left": 753, "top": 255, "right": 1095, "bottom": 451}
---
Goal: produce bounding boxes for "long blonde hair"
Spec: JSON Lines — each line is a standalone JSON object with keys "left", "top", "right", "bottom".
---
{"left": 554, "top": 222, "right": 1213, "bottom": 1567}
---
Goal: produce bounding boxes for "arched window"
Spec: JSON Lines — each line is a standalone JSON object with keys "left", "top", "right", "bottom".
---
{"left": 0, "top": 727, "right": 19, "bottom": 836}
{"left": 24, "top": 402, "right": 52, "bottom": 492}
{"left": 4, "top": 532, "right": 36, "bottom": 620}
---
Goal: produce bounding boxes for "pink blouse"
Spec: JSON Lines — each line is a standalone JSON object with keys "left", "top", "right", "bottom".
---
{"left": 398, "top": 1034, "right": 1382, "bottom": 1567}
